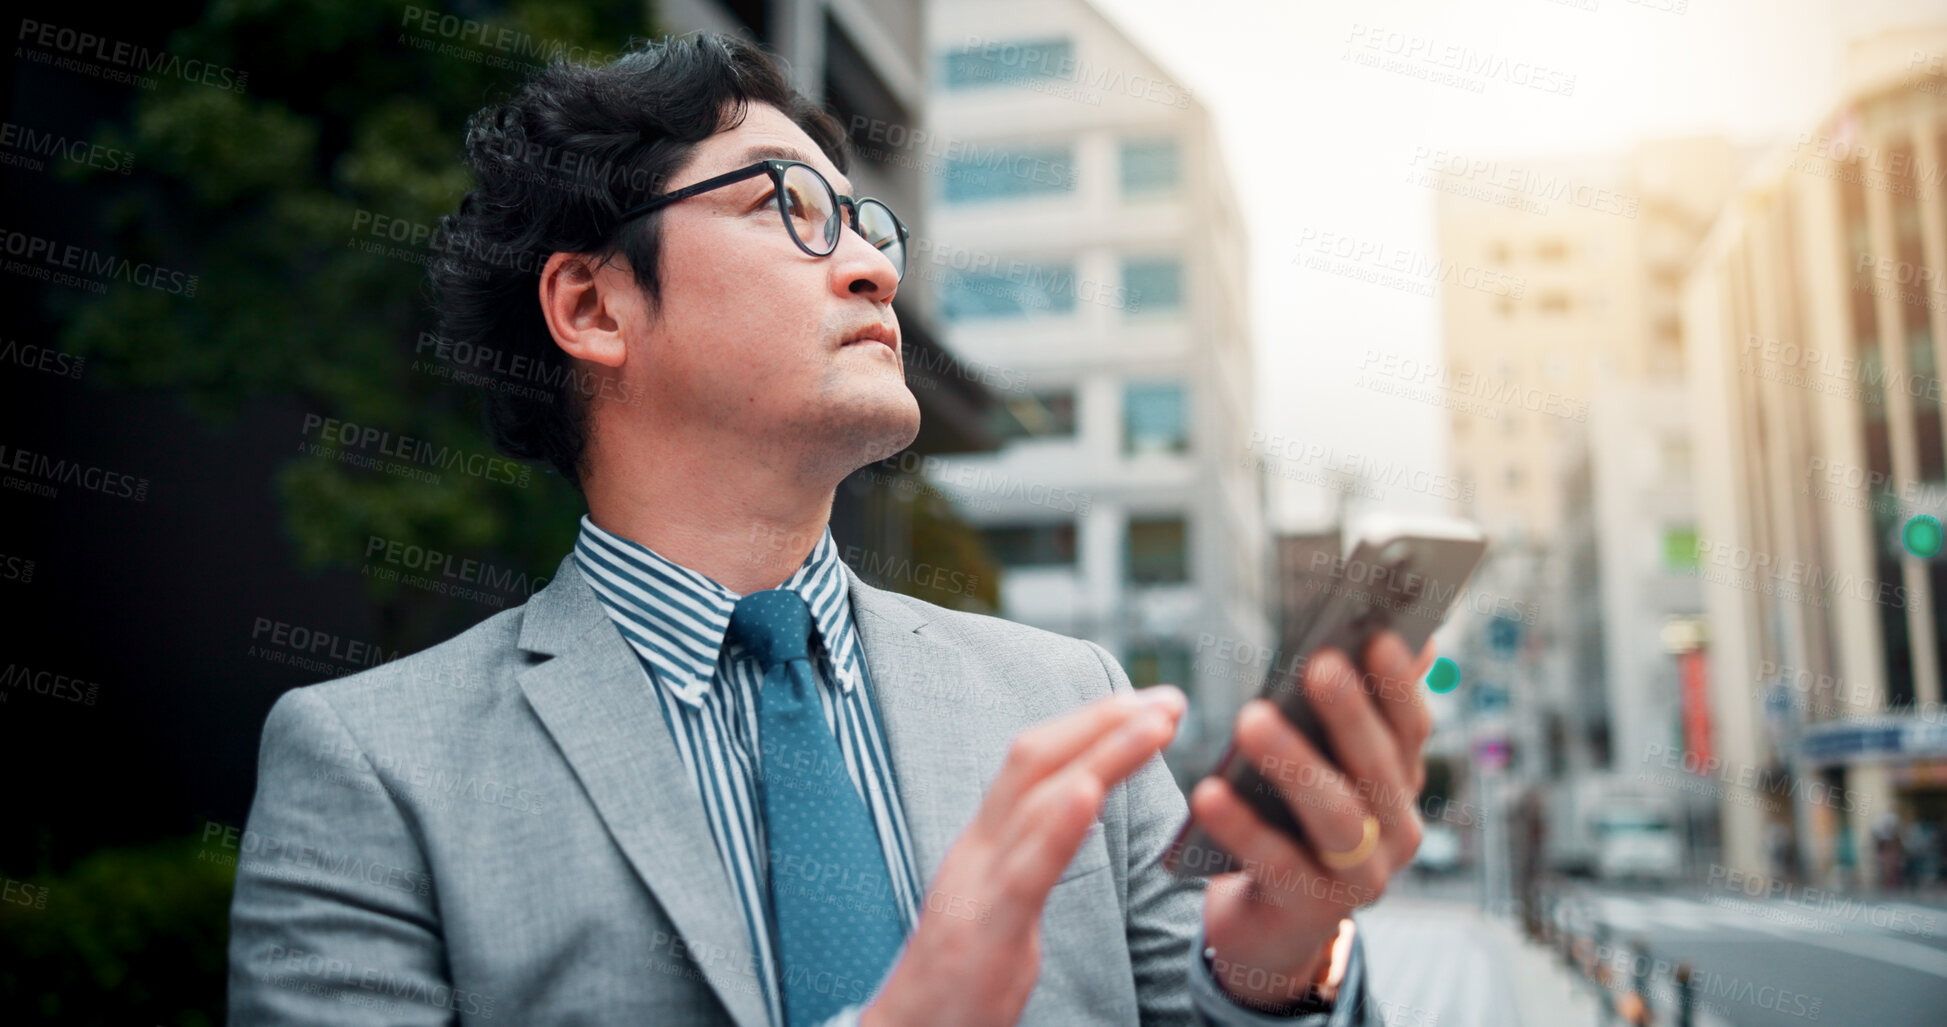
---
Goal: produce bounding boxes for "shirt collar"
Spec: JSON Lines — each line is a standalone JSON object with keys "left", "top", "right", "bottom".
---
{"left": 572, "top": 513, "right": 864, "bottom": 706}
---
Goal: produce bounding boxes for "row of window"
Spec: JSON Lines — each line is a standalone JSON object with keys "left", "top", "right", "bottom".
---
{"left": 1002, "top": 382, "right": 1191, "bottom": 454}
{"left": 981, "top": 516, "right": 1189, "bottom": 583}
{"left": 937, "top": 137, "right": 1181, "bottom": 204}
{"left": 937, "top": 256, "right": 1182, "bottom": 321}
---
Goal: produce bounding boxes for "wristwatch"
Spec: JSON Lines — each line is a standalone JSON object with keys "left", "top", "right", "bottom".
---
{"left": 1200, "top": 944, "right": 1336, "bottom": 1017}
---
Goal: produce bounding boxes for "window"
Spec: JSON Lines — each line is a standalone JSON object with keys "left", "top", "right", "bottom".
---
{"left": 1007, "top": 389, "right": 1076, "bottom": 437}
{"left": 1662, "top": 526, "right": 1699, "bottom": 571}
{"left": 941, "top": 143, "right": 1076, "bottom": 203}
{"left": 1488, "top": 240, "right": 1509, "bottom": 263}
{"left": 982, "top": 522, "right": 1077, "bottom": 567}
{"left": 1538, "top": 291, "right": 1572, "bottom": 314}
{"left": 1122, "top": 258, "right": 1183, "bottom": 314}
{"left": 1126, "top": 641, "right": 1193, "bottom": 689}
{"left": 1538, "top": 238, "right": 1568, "bottom": 262}
{"left": 1662, "top": 438, "right": 1691, "bottom": 478}
{"left": 1120, "top": 138, "right": 1180, "bottom": 194}
{"left": 1127, "top": 517, "right": 1188, "bottom": 584}
{"left": 941, "top": 37, "right": 1073, "bottom": 90}
{"left": 940, "top": 260, "right": 1077, "bottom": 321}
{"left": 1124, "top": 382, "right": 1189, "bottom": 455}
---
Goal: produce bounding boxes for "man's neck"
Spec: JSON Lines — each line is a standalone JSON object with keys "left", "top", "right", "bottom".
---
{"left": 584, "top": 467, "right": 838, "bottom": 597}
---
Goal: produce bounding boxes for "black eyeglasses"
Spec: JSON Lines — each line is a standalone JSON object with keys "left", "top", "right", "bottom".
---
{"left": 616, "top": 159, "right": 909, "bottom": 282}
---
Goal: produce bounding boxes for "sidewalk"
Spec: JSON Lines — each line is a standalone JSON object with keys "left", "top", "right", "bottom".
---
{"left": 1357, "top": 896, "right": 1603, "bottom": 1027}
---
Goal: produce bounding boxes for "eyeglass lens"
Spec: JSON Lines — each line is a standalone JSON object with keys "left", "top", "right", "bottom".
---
{"left": 778, "top": 163, "right": 905, "bottom": 281}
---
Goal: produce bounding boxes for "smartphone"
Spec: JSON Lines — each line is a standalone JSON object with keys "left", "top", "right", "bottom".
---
{"left": 1162, "top": 514, "right": 1488, "bottom": 878}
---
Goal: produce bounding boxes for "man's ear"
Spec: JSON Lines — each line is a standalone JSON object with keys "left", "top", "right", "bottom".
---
{"left": 539, "top": 251, "right": 632, "bottom": 369}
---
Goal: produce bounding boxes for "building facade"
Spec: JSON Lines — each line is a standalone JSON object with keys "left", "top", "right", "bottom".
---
{"left": 1685, "top": 27, "right": 1947, "bottom": 884}
{"left": 917, "top": 0, "right": 1269, "bottom": 783}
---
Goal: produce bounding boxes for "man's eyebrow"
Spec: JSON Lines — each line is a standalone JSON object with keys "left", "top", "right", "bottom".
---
{"left": 728, "top": 144, "right": 853, "bottom": 195}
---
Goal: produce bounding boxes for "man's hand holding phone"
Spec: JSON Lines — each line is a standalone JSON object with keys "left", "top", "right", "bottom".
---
{"left": 1189, "top": 628, "right": 1437, "bottom": 1013}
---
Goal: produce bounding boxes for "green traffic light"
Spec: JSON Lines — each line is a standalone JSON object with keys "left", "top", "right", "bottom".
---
{"left": 1426, "top": 656, "right": 1460, "bottom": 694}
{"left": 1905, "top": 514, "right": 1943, "bottom": 558}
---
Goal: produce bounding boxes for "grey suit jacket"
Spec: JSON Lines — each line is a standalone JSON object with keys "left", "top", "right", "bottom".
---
{"left": 226, "top": 549, "right": 1376, "bottom": 1025}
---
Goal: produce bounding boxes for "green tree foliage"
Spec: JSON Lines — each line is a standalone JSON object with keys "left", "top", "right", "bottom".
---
{"left": 48, "top": 0, "right": 648, "bottom": 651}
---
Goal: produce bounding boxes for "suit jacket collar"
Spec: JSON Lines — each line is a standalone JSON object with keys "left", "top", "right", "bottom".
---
{"left": 569, "top": 514, "right": 869, "bottom": 705}
{"left": 514, "top": 547, "right": 1027, "bottom": 1027}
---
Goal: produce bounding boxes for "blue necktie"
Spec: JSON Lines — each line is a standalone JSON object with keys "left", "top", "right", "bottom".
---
{"left": 726, "top": 588, "right": 907, "bottom": 1026}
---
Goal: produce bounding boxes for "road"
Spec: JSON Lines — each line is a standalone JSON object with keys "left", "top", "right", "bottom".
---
{"left": 1354, "top": 874, "right": 1947, "bottom": 1026}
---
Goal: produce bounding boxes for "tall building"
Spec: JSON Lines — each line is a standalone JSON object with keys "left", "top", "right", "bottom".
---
{"left": 1685, "top": 26, "right": 1947, "bottom": 884}
{"left": 656, "top": 0, "right": 1014, "bottom": 608}
{"left": 1435, "top": 138, "right": 1743, "bottom": 871}
{"left": 916, "top": 0, "right": 1269, "bottom": 782}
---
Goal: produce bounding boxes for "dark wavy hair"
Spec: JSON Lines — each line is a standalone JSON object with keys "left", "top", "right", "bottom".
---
{"left": 428, "top": 32, "right": 851, "bottom": 493}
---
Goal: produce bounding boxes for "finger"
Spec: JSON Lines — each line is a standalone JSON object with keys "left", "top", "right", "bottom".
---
{"left": 1231, "top": 699, "right": 1371, "bottom": 852}
{"left": 993, "top": 703, "right": 1180, "bottom": 894}
{"left": 1189, "top": 776, "right": 1379, "bottom": 912}
{"left": 1295, "top": 650, "right": 1411, "bottom": 821}
{"left": 981, "top": 686, "right": 1183, "bottom": 831}
{"left": 1360, "top": 632, "right": 1434, "bottom": 793}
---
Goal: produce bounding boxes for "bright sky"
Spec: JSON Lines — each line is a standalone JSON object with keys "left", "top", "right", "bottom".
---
{"left": 1090, "top": 0, "right": 1944, "bottom": 530}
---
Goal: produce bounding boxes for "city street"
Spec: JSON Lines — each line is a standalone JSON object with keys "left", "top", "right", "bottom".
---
{"left": 1362, "top": 876, "right": 1947, "bottom": 1026}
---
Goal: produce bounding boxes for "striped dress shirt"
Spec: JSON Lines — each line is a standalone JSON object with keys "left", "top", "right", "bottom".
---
{"left": 573, "top": 513, "right": 923, "bottom": 1027}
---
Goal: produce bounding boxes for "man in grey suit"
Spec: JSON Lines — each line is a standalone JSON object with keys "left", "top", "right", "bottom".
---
{"left": 227, "top": 31, "right": 1438, "bottom": 1027}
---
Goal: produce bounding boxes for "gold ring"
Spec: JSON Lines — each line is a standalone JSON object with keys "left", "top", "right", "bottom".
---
{"left": 1317, "top": 813, "right": 1380, "bottom": 870}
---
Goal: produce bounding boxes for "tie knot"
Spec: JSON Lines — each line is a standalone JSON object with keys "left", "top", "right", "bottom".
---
{"left": 725, "top": 588, "right": 814, "bottom": 672}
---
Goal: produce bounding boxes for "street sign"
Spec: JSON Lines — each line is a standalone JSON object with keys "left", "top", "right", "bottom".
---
{"left": 1472, "top": 736, "right": 1511, "bottom": 769}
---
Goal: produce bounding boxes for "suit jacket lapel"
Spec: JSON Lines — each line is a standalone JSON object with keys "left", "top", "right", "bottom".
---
{"left": 844, "top": 569, "right": 1033, "bottom": 888}
{"left": 514, "top": 552, "right": 771, "bottom": 1027}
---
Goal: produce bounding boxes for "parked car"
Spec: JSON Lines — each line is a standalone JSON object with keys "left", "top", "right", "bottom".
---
{"left": 1411, "top": 822, "right": 1464, "bottom": 876}
{"left": 1594, "top": 807, "right": 1683, "bottom": 881}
